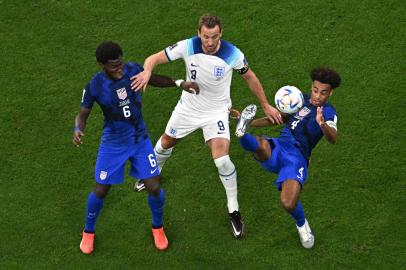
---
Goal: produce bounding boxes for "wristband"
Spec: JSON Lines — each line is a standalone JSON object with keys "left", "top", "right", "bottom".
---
{"left": 175, "top": 79, "right": 184, "bottom": 87}
{"left": 73, "top": 126, "right": 82, "bottom": 132}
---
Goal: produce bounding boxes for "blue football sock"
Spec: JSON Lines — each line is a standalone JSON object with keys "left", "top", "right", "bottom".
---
{"left": 148, "top": 189, "right": 165, "bottom": 228}
{"left": 239, "top": 133, "right": 259, "bottom": 152}
{"left": 84, "top": 192, "right": 104, "bottom": 233}
{"left": 290, "top": 201, "right": 306, "bottom": 227}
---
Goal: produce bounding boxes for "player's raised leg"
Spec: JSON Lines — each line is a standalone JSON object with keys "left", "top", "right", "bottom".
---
{"left": 80, "top": 183, "right": 111, "bottom": 254}
{"left": 281, "top": 180, "right": 314, "bottom": 248}
{"left": 134, "top": 134, "right": 177, "bottom": 192}
{"left": 235, "top": 104, "right": 257, "bottom": 138}
{"left": 235, "top": 104, "right": 270, "bottom": 159}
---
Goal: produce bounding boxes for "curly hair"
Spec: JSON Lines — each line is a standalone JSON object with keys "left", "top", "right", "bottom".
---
{"left": 310, "top": 67, "right": 341, "bottom": 89}
{"left": 95, "top": 41, "right": 123, "bottom": 64}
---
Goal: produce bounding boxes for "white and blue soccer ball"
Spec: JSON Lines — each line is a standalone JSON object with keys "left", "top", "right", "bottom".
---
{"left": 274, "top": 85, "right": 304, "bottom": 114}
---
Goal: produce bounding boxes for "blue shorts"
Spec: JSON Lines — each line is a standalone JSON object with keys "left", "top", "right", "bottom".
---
{"left": 94, "top": 137, "right": 160, "bottom": 184}
{"left": 257, "top": 137, "right": 308, "bottom": 190}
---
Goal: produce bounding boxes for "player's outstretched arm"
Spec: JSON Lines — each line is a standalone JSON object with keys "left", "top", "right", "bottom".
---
{"left": 148, "top": 74, "right": 200, "bottom": 95}
{"left": 230, "top": 108, "right": 275, "bottom": 127}
{"left": 131, "top": 51, "right": 169, "bottom": 92}
{"left": 73, "top": 107, "right": 91, "bottom": 147}
{"left": 241, "top": 69, "right": 283, "bottom": 125}
{"left": 251, "top": 117, "right": 274, "bottom": 127}
{"left": 317, "top": 106, "right": 337, "bottom": 144}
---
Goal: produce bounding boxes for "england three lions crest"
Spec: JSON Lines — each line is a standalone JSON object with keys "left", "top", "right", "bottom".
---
{"left": 214, "top": 66, "right": 225, "bottom": 80}
{"left": 116, "top": 87, "right": 127, "bottom": 100}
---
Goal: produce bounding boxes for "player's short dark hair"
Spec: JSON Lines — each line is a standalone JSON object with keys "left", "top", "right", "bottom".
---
{"left": 95, "top": 41, "right": 123, "bottom": 64}
{"left": 310, "top": 67, "right": 341, "bottom": 89}
{"left": 198, "top": 14, "right": 223, "bottom": 32}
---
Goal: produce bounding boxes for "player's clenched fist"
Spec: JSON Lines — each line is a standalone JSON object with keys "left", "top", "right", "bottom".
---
{"left": 180, "top": 81, "right": 200, "bottom": 95}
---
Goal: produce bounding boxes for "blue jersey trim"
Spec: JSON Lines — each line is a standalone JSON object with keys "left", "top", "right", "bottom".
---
{"left": 215, "top": 39, "right": 241, "bottom": 66}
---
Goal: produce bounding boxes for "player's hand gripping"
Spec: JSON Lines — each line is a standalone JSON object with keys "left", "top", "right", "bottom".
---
{"left": 263, "top": 103, "right": 283, "bottom": 125}
{"left": 229, "top": 108, "right": 241, "bottom": 119}
{"left": 180, "top": 81, "right": 200, "bottom": 95}
{"left": 72, "top": 129, "right": 85, "bottom": 147}
{"left": 131, "top": 70, "right": 152, "bottom": 92}
{"left": 316, "top": 106, "right": 325, "bottom": 126}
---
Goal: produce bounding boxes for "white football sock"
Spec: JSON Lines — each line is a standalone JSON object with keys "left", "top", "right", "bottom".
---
{"left": 214, "top": 155, "right": 239, "bottom": 213}
{"left": 154, "top": 137, "right": 174, "bottom": 172}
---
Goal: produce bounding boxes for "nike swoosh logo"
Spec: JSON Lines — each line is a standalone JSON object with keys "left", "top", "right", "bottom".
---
{"left": 217, "top": 132, "right": 226, "bottom": 134}
{"left": 151, "top": 168, "right": 158, "bottom": 174}
{"left": 191, "top": 63, "right": 199, "bottom": 67}
{"left": 231, "top": 222, "right": 241, "bottom": 235}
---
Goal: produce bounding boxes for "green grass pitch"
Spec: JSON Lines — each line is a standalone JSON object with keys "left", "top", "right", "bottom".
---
{"left": 0, "top": 0, "right": 405, "bottom": 269}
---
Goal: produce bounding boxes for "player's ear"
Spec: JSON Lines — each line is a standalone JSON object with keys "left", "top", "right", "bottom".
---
{"left": 329, "top": 89, "right": 334, "bottom": 96}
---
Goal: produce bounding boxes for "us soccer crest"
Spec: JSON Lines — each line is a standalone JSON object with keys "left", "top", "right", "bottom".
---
{"left": 298, "top": 107, "right": 311, "bottom": 117}
{"left": 99, "top": 171, "right": 108, "bottom": 180}
{"left": 116, "top": 87, "right": 127, "bottom": 100}
{"left": 214, "top": 66, "right": 225, "bottom": 79}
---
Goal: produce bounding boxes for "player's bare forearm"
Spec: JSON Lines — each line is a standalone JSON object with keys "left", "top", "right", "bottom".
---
{"left": 251, "top": 117, "right": 274, "bottom": 127}
{"left": 320, "top": 124, "right": 337, "bottom": 144}
{"left": 148, "top": 75, "right": 200, "bottom": 94}
{"left": 75, "top": 116, "right": 86, "bottom": 132}
{"left": 242, "top": 70, "right": 283, "bottom": 124}
{"left": 143, "top": 51, "right": 169, "bottom": 72}
{"left": 148, "top": 74, "right": 176, "bottom": 87}
{"left": 73, "top": 107, "right": 90, "bottom": 146}
{"left": 75, "top": 107, "right": 91, "bottom": 131}
{"left": 131, "top": 51, "right": 169, "bottom": 91}
{"left": 242, "top": 70, "right": 269, "bottom": 107}
{"left": 317, "top": 106, "right": 337, "bottom": 144}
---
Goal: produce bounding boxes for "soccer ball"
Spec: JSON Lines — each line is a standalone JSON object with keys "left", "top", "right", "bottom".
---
{"left": 274, "top": 85, "right": 304, "bottom": 114}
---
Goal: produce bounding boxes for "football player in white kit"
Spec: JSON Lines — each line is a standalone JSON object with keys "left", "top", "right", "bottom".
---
{"left": 131, "top": 14, "right": 283, "bottom": 239}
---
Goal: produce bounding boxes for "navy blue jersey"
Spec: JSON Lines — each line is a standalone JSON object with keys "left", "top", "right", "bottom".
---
{"left": 81, "top": 62, "right": 147, "bottom": 145}
{"left": 278, "top": 94, "right": 337, "bottom": 159}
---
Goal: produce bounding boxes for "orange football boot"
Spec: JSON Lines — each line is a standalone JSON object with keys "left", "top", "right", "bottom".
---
{"left": 80, "top": 231, "right": 95, "bottom": 254}
{"left": 152, "top": 227, "right": 168, "bottom": 251}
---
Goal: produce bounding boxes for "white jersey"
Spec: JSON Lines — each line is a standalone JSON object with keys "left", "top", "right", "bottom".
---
{"left": 164, "top": 36, "right": 249, "bottom": 114}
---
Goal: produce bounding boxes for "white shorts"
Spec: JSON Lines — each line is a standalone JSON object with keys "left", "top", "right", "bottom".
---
{"left": 165, "top": 109, "right": 230, "bottom": 142}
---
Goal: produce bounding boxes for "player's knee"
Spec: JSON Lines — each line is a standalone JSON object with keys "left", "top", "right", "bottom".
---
{"left": 280, "top": 196, "right": 296, "bottom": 212}
{"left": 144, "top": 177, "right": 161, "bottom": 196}
{"left": 155, "top": 136, "right": 174, "bottom": 157}
{"left": 93, "top": 184, "right": 111, "bottom": 199}
{"left": 159, "top": 135, "right": 176, "bottom": 150}
{"left": 214, "top": 155, "right": 235, "bottom": 175}
{"left": 255, "top": 137, "right": 271, "bottom": 161}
